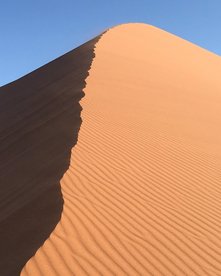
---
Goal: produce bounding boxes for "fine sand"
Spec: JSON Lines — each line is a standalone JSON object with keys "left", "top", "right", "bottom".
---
{"left": 1, "top": 23, "right": 221, "bottom": 275}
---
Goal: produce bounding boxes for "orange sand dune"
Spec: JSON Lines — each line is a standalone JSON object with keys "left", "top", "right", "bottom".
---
{"left": 1, "top": 23, "right": 221, "bottom": 275}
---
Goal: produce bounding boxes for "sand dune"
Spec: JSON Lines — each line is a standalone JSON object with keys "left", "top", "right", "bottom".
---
{"left": 1, "top": 23, "right": 221, "bottom": 275}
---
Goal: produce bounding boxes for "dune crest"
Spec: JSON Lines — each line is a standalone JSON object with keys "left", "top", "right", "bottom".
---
{"left": 2, "top": 23, "right": 221, "bottom": 275}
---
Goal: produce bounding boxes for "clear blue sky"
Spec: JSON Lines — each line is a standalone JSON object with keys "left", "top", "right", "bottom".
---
{"left": 1, "top": 0, "right": 221, "bottom": 86}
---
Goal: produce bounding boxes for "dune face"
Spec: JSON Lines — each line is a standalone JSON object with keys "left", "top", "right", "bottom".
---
{"left": 0, "top": 36, "right": 100, "bottom": 275}
{"left": 1, "top": 23, "right": 221, "bottom": 275}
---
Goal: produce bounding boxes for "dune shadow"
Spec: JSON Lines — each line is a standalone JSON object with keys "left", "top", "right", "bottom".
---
{"left": 0, "top": 35, "right": 101, "bottom": 275}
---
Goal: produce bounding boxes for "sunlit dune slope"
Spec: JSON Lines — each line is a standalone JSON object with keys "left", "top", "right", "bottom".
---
{"left": 4, "top": 23, "right": 221, "bottom": 275}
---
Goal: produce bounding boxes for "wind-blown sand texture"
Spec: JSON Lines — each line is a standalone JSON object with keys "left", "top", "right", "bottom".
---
{"left": 1, "top": 23, "right": 221, "bottom": 275}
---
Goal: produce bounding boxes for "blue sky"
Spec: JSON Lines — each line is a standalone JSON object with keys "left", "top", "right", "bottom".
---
{"left": 1, "top": 0, "right": 221, "bottom": 86}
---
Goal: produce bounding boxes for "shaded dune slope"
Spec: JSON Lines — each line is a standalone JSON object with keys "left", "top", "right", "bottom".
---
{"left": 23, "top": 24, "right": 221, "bottom": 276}
{"left": 0, "top": 35, "right": 101, "bottom": 275}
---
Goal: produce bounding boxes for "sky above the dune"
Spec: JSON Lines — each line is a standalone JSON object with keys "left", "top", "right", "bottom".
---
{"left": 1, "top": 0, "right": 221, "bottom": 86}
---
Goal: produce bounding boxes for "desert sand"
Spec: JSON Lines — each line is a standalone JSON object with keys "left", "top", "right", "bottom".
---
{"left": 1, "top": 23, "right": 221, "bottom": 275}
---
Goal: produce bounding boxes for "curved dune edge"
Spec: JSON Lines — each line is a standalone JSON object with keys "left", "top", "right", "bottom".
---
{"left": 22, "top": 23, "right": 221, "bottom": 275}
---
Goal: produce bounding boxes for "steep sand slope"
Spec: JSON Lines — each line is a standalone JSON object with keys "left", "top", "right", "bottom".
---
{"left": 17, "top": 23, "right": 221, "bottom": 275}
{"left": 0, "top": 36, "right": 100, "bottom": 275}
